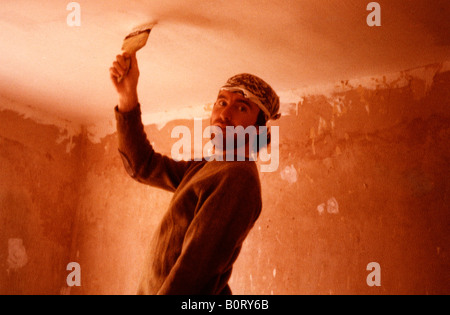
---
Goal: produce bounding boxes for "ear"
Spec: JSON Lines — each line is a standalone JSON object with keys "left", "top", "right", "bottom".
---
{"left": 254, "top": 109, "right": 267, "bottom": 133}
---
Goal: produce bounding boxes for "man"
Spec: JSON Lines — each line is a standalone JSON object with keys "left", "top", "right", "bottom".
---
{"left": 109, "top": 52, "right": 280, "bottom": 295}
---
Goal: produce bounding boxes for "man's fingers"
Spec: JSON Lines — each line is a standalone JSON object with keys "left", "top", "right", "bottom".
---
{"left": 116, "top": 54, "right": 128, "bottom": 70}
{"left": 110, "top": 52, "right": 138, "bottom": 86}
{"left": 109, "top": 67, "right": 120, "bottom": 79}
{"left": 113, "top": 61, "right": 126, "bottom": 76}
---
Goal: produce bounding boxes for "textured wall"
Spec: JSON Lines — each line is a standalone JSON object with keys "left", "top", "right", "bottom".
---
{"left": 0, "top": 110, "right": 82, "bottom": 294}
{"left": 230, "top": 66, "right": 450, "bottom": 295}
{"left": 1, "top": 64, "right": 449, "bottom": 294}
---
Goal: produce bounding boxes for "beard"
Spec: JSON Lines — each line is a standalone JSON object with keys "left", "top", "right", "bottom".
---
{"left": 209, "top": 125, "right": 258, "bottom": 160}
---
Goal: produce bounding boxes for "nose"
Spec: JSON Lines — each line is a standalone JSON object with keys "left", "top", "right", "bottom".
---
{"left": 219, "top": 104, "right": 233, "bottom": 124}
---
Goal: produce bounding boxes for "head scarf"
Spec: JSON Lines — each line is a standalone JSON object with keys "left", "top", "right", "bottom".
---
{"left": 220, "top": 73, "right": 281, "bottom": 121}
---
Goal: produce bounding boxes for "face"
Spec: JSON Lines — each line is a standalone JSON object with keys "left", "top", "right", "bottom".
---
{"left": 209, "top": 90, "right": 262, "bottom": 157}
{"left": 210, "top": 90, "right": 261, "bottom": 131}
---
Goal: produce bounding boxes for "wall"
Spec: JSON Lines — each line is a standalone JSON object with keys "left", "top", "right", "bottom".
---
{"left": 230, "top": 65, "right": 450, "bottom": 295}
{"left": 1, "top": 63, "right": 449, "bottom": 294}
{"left": 0, "top": 107, "right": 83, "bottom": 294}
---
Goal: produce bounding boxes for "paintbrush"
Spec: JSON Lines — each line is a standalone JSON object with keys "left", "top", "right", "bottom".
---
{"left": 117, "top": 22, "right": 157, "bottom": 83}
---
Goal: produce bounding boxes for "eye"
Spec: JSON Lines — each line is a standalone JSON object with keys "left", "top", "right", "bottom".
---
{"left": 216, "top": 100, "right": 227, "bottom": 107}
{"left": 238, "top": 106, "right": 248, "bottom": 112}
{"left": 236, "top": 102, "right": 250, "bottom": 112}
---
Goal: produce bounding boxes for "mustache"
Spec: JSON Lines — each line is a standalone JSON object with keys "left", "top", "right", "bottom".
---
{"left": 211, "top": 118, "right": 233, "bottom": 127}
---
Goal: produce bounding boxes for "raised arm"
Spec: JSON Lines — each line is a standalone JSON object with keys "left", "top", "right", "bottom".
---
{"left": 110, "top": 53, "right": 191, "bottom": 191}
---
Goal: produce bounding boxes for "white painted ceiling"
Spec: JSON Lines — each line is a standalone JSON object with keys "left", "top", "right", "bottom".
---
{"left": 0, "top": 0, "right": 449, "bottom": 126}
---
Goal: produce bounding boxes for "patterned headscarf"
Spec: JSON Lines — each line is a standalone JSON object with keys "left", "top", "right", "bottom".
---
{"left": 220, "top": 73, "right": 281, "bottom": 121}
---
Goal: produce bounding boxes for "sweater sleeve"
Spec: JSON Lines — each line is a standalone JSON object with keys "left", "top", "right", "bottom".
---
{"left": 115, "top": 104, "right": 191, "bottom": 192}
{"left": 156, "top": 163, "right": 262, "bottom": 295}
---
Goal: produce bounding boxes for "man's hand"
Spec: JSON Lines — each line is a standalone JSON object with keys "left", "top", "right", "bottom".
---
{"left": 110, "top": 52, "right": 140, "bottom": 112}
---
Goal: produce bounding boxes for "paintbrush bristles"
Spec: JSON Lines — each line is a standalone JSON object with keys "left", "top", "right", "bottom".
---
{"left": 117, "top": 23, "right": 155, "bottom": 83}
{"left": 121, "top": 29, "right": 152, "bottom": 54}
{"left": 131, "top": 22, "right": 157, "bottom": 33}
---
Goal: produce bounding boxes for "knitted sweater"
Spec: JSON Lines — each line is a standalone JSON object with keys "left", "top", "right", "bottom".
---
{"left": 115, "top": 105, "right": 262, "bottom": 295}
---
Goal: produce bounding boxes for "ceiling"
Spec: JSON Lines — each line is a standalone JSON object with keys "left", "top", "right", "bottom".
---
{"left": 0, "top": 0, "right": 449, "bottom": 126}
